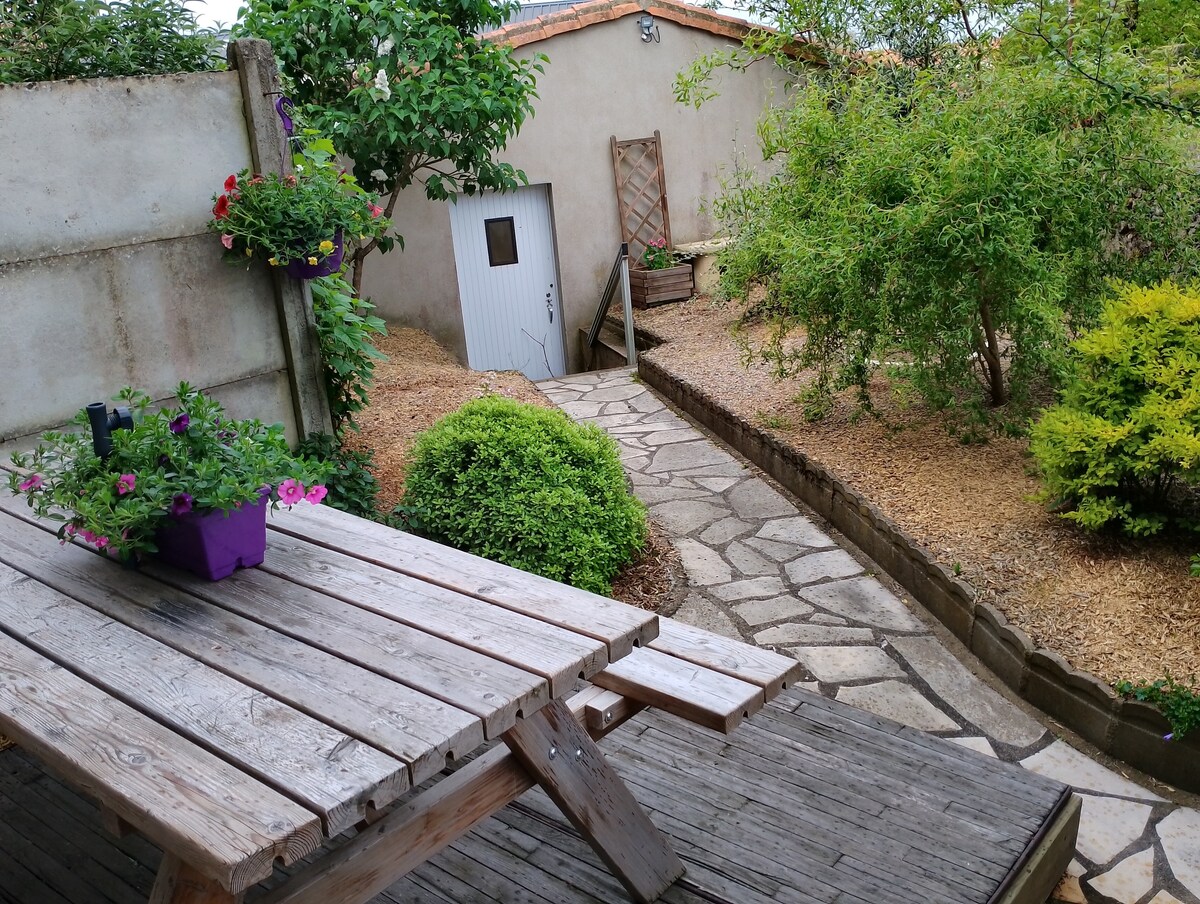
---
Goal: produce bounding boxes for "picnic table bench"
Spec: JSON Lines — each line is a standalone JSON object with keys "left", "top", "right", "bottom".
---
{"left": 0, "top": 492, "right": 801, "bottom": 904}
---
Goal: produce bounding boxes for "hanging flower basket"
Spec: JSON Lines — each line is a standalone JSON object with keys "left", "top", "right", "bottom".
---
{"left": 283, "top": 232, "right": 345, "bottom": 280}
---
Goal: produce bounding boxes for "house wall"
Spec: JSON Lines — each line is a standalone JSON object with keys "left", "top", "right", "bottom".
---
{"left": 0, "top": 65, "right": 309, "bottom": 446}
{"left": 362, "top": 16, "right": 792, "bottom": 373}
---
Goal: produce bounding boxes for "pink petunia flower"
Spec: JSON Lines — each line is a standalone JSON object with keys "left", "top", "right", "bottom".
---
{"left": 278, "top": 478, "right": 305, "bottom": 505}
{"left": 94, "top": 536, "right": 110, "bottom": 549}
{"left": 304, "top": 485, "right": 328, "bottom": 505}
{"left": 221, "top": 233, "right": 234, "bottom": 250}
{"left": 18, "top": 474, "right": 43, "bottom": 491}
{"left": 116, "top": 473, "right": 136, "bottom": 495}
{"left": 368, "top": 203, "right": 384, "bottom": 218}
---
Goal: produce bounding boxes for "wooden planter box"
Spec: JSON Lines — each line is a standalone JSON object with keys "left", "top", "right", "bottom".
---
{"left": 630, "top": 263, "right": 694, "bottom": 308}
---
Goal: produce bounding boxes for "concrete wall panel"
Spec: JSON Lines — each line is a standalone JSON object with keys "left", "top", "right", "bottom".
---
{"left": 0, "top": 235, "right": 290, "bottom": 441}
{"left": 1, "top": 72, "right": 252, "bottom": 266}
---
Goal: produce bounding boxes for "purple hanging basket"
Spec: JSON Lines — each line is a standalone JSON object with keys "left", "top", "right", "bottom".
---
{"left": 282, "top": 232, "right": 345, "bottom": 279}
{"left": 153, "top": 491, "right": 270, "bottom": 581}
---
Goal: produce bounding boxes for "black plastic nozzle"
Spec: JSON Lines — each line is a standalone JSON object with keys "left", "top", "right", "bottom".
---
{"left": 86, "top": 402, "right": 133, "bottom": 460}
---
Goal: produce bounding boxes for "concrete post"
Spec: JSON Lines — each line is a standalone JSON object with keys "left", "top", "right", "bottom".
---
{"left": 227, "top": 39, "right": 334, "bottom": 442}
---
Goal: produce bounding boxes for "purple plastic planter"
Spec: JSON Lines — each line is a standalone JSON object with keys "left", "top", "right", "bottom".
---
{"left": 282, "top": 232, "right": 344, "bottom": 279}
{"left": 153, "top": 492, "right": 270, "bottom": 581}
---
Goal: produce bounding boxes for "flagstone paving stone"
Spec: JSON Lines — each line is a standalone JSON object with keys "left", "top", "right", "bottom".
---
{"left": 1087, "top": 847, "right": 1156, "bottom": 903}
{"left": 541, "top": 368, "right": 1195, "bottom": 904}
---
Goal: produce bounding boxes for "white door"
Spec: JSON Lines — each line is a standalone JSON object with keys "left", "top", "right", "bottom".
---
{"left": 448, "top": 185, "right": 566, "bottom": 381}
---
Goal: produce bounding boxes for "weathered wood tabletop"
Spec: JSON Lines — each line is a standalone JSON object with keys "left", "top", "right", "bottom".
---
{"left": 0, "top": 495, "right": 681, "bottom": 904}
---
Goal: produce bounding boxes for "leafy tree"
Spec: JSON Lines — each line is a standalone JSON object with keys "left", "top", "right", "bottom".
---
{"left": 237, "top": 0, "right": 543, "bottom": 293}
{"left": 716, "top": 62, "right": 1200, "bottom": 422}
{"left": 0, "top": 0, "right": 220, "bottom": 83}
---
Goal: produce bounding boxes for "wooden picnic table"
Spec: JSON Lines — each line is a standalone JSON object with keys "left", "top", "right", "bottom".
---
{"left": 0, "top": 493, "right": 800, "bottom": 904}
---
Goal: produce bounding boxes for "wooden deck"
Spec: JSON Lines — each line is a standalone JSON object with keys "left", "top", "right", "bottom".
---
{"left": 0, "top": 687, "right": 1074, "bottom": 904}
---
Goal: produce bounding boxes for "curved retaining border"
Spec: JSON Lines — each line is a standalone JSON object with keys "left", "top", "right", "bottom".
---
{"left": 638, "top": 352, "right": 1199, "bottom": 793}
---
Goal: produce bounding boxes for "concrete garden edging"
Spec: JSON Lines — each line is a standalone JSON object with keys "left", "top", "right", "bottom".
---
{"left": 635, "top": 348, "right": 1200, "bottom": 793}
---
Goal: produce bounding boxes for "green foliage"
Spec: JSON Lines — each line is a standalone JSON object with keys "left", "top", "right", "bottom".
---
{"left": 1030, "top": 281, "right": 1200, "bottom": 536}
{"left": 717, "top": 62, "right": 1200, "bottom": 422}
{"left": 0, "top": 0, "right": 220, "bottom": 83}
{"left": 400, "top": 396, "right": 647, "bottom": 595}
{"left": 310, "top": 275, "right": 387, "bottom": 434}
{"left": 297, "top": 432, "right": 381, "bottom": 518}
{"left": 236, "top": 0, "right": 543, "bottom": 286}
{"left": 1115, "top": 674, "right": 1200, "bottom": 740}
{"left": 208, "top": 136, "right": 389, "bottom": 268}
{"left": 9, "top": 383, "right": 329, "bottom": 561}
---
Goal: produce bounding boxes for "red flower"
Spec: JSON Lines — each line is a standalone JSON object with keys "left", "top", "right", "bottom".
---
{"left": 213, "top": 194, "right": 230, "bottom": 220}
{"left": 224, "top": 174, "right": 238, "bottom": 192}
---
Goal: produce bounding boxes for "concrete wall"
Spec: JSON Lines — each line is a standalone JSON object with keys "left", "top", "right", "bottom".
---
{"left": 362, "top": 16, "right": 792, "bottom": 372}
{"left": 0, "top": 69, "right": 301, "bottom": 445}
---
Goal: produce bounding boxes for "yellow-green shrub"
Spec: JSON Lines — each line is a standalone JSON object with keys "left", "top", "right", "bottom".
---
{"left": 1030, "top": 281, "right": 1200, "bottom": 536}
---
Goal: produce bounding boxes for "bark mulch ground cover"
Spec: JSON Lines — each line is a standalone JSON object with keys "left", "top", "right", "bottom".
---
{"left": 637, "top": 295, "right": 1200, "bottom": 687}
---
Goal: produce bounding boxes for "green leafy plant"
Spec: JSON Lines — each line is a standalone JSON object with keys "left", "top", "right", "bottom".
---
{"left": 237, "top": 0, "right": 543, "bottom": 293}
{"left": 1115, "top": 674, "right": 1200, "bottom": 741}
{"left": 399, "top": 396, "right": 647, "bottom": 595}
{"left": 9, "top": 383, "right": 329, "bottom": 562}
{"left": 715, "top": 62, "right": 1200, "bottom": 422}
{"left": 310, "top": 275, "right": 387, "bottom": 433}
{"left": 0, "top": 0, "right": 221, "bottom": 83}
{"left": 1030, "top": 281, "right": 1200, "bottom": 536}
{"left": 297, "top": 432, "right": 380, "bottom": 519}
{"left": 642, "top": 237, "right": 677, "bottom": 271}
{"left": 208, "top": 136, "right": 390, "bottom": 270}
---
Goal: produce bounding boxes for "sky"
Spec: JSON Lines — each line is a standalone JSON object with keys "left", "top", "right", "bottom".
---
{"left": 193, "top": 0, "right": 244, "bottom": 29}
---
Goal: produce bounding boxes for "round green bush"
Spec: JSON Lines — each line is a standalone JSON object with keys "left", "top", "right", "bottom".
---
{"left": 399, "top": 396, "right": 647, "bottom": 595}
{"left": 1030, "top": 280, "right": 1200, "bottom": 536}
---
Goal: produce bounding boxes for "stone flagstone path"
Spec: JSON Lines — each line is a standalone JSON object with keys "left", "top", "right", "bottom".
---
{"left": 538, "top": 367, "right": 1200, "bottom": 904}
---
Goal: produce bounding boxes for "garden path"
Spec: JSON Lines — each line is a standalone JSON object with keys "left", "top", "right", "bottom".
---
{"left": 538, "top": 367, "right": 1200, "bottom": 904}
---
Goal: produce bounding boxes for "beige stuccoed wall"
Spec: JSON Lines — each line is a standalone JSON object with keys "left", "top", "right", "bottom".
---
{"left": 363, "top": 16, "right": 792, "bottom": 373}
{"left": 0, "top": 70, "right": 301, "bottom": 444}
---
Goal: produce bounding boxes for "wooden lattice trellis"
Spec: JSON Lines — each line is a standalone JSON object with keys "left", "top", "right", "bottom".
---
{"left": 611, "top": 131, "right": 673, "bottom": 267}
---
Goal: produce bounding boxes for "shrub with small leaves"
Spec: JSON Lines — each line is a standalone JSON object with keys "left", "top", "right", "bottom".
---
{"left": 399, "top": 396, "right": 646, "bottom": 595}
{"left": 1115, "top": 675, "right": 1200, "bottom": 741}
{"left": 297, "top": 433, "right": 380, "bottom": 519}
{"left": 1030, "top": 281, "right": 1200, "bottom": 536}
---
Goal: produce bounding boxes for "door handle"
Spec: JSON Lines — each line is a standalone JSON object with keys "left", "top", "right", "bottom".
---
{"left": 546, "top": 291, "right": 553, "bottom": 324}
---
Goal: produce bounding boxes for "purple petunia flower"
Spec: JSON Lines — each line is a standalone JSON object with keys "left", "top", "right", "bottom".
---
{"left": 169, "top": 414, "right": 190, "bottom": 434}
{"left": 170, "top": 493, "right": 193, "bottom": 516}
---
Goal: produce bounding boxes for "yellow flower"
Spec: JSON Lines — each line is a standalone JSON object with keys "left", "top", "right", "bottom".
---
{"left": 268, "top": 257, "right": 279, "bottom": 266}
{"left": 245, "top": 248, "right": 253, "bottom": 257}
{"left": 307, "top": 256, "right": 318, "bottom": 266}
{"left": 359, "top": 234, "right": 366, "bottom": 240}
{"left": 318, "top": 240, "right": 334, "bottom": 254}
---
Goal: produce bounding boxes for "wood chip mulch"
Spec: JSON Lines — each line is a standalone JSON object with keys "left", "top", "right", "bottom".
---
{"left": 348, "top": 327, "right": 684, "bottom": 613}
{"left": 638, "top": 295, "right": 1200, "bottom": 686}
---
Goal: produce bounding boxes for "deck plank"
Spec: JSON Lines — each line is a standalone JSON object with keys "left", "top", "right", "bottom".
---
{"left": 0, "top": 688, "right": 1071, "bottom": 904}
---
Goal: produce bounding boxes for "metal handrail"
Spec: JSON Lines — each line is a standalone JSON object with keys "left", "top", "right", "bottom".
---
{"left": 585, "top": 243, "right": 636, "bottom": 365}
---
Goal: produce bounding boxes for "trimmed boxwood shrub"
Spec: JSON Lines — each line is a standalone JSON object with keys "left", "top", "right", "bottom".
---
{"left": 1030, "top": 281, "right": 1200, "bottom": 536}
{"left": 399, "top": 396, "right": 647, "bottom": 595}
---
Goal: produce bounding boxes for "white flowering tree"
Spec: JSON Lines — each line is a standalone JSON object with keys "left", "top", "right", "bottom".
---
{"left": 238, "top": 0, "right": 543, "bottom": 293}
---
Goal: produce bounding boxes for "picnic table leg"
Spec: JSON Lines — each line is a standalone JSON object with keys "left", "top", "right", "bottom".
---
{"left": 503, "top": 698, "right": 685, "bottom": 904}
{"left": 150, "top": 855, "right": 244, "bottom": 904}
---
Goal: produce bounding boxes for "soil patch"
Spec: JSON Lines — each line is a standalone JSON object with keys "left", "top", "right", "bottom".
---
{"left": 349, "top": 327, "right": 682, "bottom": 612}
{"left": 638, "top": 296, "right": 1200, "bottom": 685}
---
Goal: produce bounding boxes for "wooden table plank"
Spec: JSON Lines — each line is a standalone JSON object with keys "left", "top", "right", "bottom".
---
{"left": 0, "top": 563, "right": 408, "bottom": 836}
{"left": 259, "top": 533, "right": 608, "bottom": 698}
{"left": 648, "top": 620, "right": 802, "bottom": 699}
{"left": 0, "top": 507, "right": 483, "bottom": 785}
{"left": 146, "top": 562, "right": 548, "bottom": 739}
{"left": 267, "top": 504, "right": 658, "bottom": 658}
{"left": 0, "top": 634, "right": 321, "bottom": 895}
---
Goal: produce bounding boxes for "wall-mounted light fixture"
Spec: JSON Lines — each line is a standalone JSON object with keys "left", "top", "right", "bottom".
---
{"left": 638, "top": 13, "right": 660, "bottom": 43}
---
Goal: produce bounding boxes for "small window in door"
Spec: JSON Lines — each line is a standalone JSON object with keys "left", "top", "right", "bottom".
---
{"left": 484, "top": 217, "right": 519, "bottom": 267}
